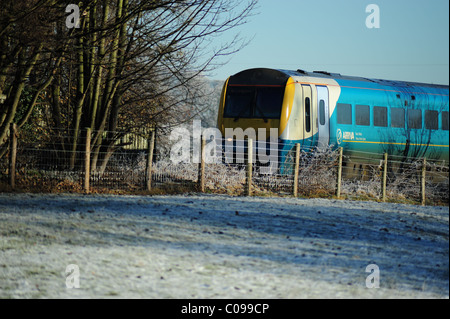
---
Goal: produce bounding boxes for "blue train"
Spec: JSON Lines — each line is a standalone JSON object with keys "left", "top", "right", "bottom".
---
{"left": 217, "top": 68, "right": 449, "bottom": 165}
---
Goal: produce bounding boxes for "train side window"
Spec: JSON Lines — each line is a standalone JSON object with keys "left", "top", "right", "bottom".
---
{"left": 373, "top": 106, "right": 388, "bottom": 127}
{"left": 391, "top": 108, "right": 405, "bottom": 128}
{"left": 305, "top": 97, "right": 311, "bottom": 132}
{"left": 408, "top": 109, "right": 422, "bottom": 129}
{"left": 442, "top": 111, "right": 449, "bottom": 131}
{"left": 337, "top": 103, "right": 352, "bottom": 125}
{"left": 425, "top": 110, "right": 439, "bottom": 130}
{"left": 319, "top": 100, "right": 326, "bottom": 126}
{"left": 355, "top": 105, "right": 370, "bottom": 126}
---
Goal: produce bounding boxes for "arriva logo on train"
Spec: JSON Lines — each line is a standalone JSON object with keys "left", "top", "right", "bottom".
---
{"left": 336, "top": 129, "right": 355, "bottom": 144}
{"left": 343, "top": 131, "right": 355, "bottom": 141}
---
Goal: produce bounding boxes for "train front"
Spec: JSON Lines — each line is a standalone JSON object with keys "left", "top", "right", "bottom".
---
{"left": 217, "top": 68, "right": 297, "bottom": 170}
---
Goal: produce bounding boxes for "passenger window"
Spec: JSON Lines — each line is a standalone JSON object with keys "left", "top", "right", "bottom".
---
{"left": 319, "top": 100, "right": 326, "bottom": 126}
{"left": 391, "top": 108, "right": 405, "bottom": 128}
{"left": 442, "top": 111, "right": 449, "bottom": 131}
{"left": 373, "top": 106, "right": 388, "bottom": 127}
{"left": 337, "top": 103, "right": 352, "bottom": 125}
{"left": 425, "top": 110, "right": 439, "bottom": 130}
{"left": 408, "top": 109, "right": 422, "bottom": 129}
{"left": 305, "top": 98, "right": 311, "bottom": 133}
{"left": 355, "top": 105, "right": 370, "bottom": 126}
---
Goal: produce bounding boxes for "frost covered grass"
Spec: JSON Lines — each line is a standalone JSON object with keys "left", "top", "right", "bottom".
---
{"left": 0, "top": 193, "right": 448, "bottom": 299}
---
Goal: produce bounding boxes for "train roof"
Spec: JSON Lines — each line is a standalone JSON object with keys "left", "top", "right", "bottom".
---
{"left": 282, "top": 68, "right": 449, "bottom": 91}
{"left": 229, "top": 68, "right": 449, "bottom": 92}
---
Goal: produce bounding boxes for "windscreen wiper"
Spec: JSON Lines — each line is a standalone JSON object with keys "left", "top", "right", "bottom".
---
{"left": 234, "top": 105, "right": 250, "bottom": 122}
{"left": 234, "top": 91, "right": 256, "bottom": 122}
{"left": 255, "top": 103, "right": 269, "bottom": 123}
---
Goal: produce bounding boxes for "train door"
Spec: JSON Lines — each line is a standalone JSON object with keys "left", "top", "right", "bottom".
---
{"left": 302, "top": 85, "right": 313, "bottom": 150}
{"left": 317, "top": 86, "right": 330, "bottom": 150}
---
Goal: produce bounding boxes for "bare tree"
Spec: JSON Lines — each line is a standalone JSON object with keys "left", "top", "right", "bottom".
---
{"left": 0, "top": 0, "right": 258, "bottom": 174}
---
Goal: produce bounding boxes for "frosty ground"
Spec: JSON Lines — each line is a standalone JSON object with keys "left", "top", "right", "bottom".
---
{"left": 0, "top": 193, "right": 448, "bottom": 299}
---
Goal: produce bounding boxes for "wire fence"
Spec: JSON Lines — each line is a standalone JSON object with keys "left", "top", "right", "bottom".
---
{"left": 1, "top": 124, "right": 448, "bottom": 206}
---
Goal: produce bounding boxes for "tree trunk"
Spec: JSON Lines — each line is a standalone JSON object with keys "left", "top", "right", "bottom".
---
{"left": 0, "top": 46, "right": 42, "bottom": 146}
{"left": 70, "top": 18, "right": 86, "bottom": 170}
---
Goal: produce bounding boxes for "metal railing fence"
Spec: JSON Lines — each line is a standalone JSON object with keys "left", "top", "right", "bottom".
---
{"left": 1, "top": 124, "right": 448, "bottom": 206}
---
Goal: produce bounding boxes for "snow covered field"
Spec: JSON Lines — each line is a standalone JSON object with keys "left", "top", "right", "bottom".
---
{"left": 0, "top": 193, "right": 448, "bottom": 299}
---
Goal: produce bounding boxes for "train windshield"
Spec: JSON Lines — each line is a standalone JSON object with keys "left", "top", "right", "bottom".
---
{"left": 224, "top": 85, "right": 284, "bottom": 120}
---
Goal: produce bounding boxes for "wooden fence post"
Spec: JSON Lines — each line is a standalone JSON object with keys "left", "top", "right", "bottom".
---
{"left": 9, "top": 123, "right": 17, "bottom": 190}
{"left": 198, "top": 136, "right": 206, "bottom": 193}
{"left": 336, "top": 147, "right": 343, "bottom": 198}
{"left": 382, "top": 153, "right": 388, "bottom": 202}
{"left": 293, "top": 143, "right": 300, "bottom": 197}
{"left": 146, "top": 130, "right": 156, "bottom": 192}
{"left": 421, "top": 158, "right": 427, "bottom": 206}
{"left": 246, "top": 139, "right": 253, "bottom": 196}
{"left": 84, "top": 128, "right": 91, "bottom": 194}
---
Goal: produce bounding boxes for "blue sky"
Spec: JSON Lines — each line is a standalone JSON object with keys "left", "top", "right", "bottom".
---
{"left": 208, "top": 0, "right": 449, "bottom": 85}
